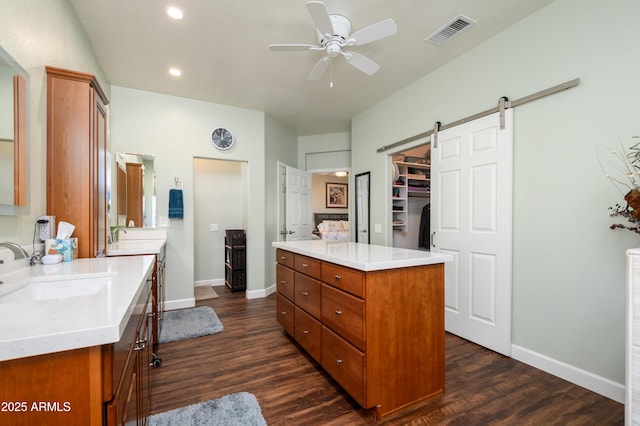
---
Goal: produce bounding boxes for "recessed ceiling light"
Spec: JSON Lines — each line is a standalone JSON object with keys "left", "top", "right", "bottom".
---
{"left": 169, "top": 68, "right": 182, "bottom": 77}
{"left": 167, "top": 7, "right": 183, "bottom": 20}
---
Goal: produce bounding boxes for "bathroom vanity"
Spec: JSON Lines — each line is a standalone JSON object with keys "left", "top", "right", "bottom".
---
{"left": 107, "top": 229, "right": 167, "bottom": 361}
{"left": 272, "top": 240, "right": 452, "bottom": 421}
{"left": 0, "top": 255, "right": 154, "bottom": 425}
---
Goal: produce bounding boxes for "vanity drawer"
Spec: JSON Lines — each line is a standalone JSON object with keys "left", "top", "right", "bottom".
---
{"left": 322, "top": 263, "right": 364, "bottom": 298}
{"left": 295, "top": 307, "right": 322, "bottom": 363}
{"left": 276, "top": 263, "right": 295, "bottom": 301}
{"left": 276, "top": 293, "right": 295, "bottom": 336}
{"left": 322, "top": 326, "right": 364, "bottom": 406}
{"left": 321, "top": 284, "right": 364, "bottom": 350}
{"left": 276, "top": 248, "right": 294, "bottom": 269}
{"left": 294, "top": 272, "right": 321, "bottom": 319}
{"left": 294, "top": 254, "right": 322, "bottom": 280}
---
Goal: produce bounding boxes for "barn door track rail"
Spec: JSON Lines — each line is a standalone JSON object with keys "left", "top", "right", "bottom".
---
{"left": 376, "top": 78, "right": 580, "bottom": 153}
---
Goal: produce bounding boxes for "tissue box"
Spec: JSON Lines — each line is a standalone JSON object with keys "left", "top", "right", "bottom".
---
{"left": 45, "top": 238, "right": 76, "bottom": 262}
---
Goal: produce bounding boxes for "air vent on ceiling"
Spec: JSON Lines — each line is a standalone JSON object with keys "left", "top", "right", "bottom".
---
{"left": 425, "top": 14, "right": 476, "bottom": 46}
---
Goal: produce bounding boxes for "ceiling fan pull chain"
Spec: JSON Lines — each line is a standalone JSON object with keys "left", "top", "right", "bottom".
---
{"left": 330, "top": 60, "right": 333, "bottom": 88}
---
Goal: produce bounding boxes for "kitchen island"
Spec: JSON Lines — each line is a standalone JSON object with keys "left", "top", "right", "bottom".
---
{"left": 0, "top": 255, "right": 154, "bottom": 425}
{"left": 272, "top": 240, "right": 452, "bottom": 421}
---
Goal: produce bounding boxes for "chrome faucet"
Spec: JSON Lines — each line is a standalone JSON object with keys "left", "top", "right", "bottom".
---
{"left": 0, "top": 242, "right": 31, "bottom": 263}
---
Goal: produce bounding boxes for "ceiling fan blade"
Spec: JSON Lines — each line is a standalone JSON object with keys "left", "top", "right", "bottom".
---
{"left": 269, "top": 44, "right": 319, "bottom": 51}
{"left": 343, "top": 51, "right": 380, "bottom": 75}
{"left": 350, "top": 18, "right": 398, "bottom": 45}
{"left": 306, "top": 1, "right": 334, "bottom": 38}
{"left": 308, "top": 56, "right": 331, "bottom": 80}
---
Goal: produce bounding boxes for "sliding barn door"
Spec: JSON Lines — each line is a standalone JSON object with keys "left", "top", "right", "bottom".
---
{"left": 431, "top": 110, "right": 513, "bottom": 356}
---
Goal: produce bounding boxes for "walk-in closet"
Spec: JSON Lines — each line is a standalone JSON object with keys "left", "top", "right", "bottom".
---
{"left": 392, "top": 143, "right": 431, "bottom": 250}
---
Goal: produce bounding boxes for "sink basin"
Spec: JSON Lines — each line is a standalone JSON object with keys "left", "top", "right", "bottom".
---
{"left": 0, "top": 277, "right": 110, "bottom": 303}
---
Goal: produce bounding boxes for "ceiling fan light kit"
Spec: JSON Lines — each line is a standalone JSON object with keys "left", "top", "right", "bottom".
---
{"left": 269, "top": 1, "right": 397, "bottom": 84}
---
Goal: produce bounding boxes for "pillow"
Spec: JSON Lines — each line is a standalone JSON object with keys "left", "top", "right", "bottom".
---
{"left": 340, "top": 220, "right": 349, "bottom": 231}
{"left": 317, "top": 222, "right": 326, "bottom": 232}
{"left": 323, "top": 220, "right": 343, "bottom": 232}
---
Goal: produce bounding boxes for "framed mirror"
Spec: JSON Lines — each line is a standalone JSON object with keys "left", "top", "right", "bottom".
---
{"left": 114, "top": 152, "right": 156, "bottom": 228}
{"left": 0, "top": 45, "right": 28, "bottom": 212}
{"left": 355, "top": 172, "right": 370, "bottom": 243}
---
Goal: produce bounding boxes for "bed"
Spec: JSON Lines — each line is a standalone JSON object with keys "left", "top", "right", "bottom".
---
{"left": 312, "top": 213, "right": 349, "bottom": 241}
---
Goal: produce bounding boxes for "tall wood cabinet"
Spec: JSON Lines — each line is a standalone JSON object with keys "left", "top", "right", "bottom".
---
{"left": 46, "top": 66, "right": 109, "bottom": 258}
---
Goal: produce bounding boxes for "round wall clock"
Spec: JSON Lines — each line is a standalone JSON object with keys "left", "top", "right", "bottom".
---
{"left": 211, "top": 127, "right": 235, "bottom": 150}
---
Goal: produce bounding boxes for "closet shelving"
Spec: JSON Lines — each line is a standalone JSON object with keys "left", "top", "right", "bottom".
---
{"left": 392, "top": 161, "right": 430, "bottom": 230}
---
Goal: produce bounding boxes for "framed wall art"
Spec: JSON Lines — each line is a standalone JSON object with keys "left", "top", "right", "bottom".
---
{"left": 326, "top": 182, "right": 348, "bottom": 208}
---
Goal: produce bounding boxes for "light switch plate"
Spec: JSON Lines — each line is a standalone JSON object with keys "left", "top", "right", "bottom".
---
{"left": 210, "top": 224, "right": 219, "bottom": 232}
{"left": 374, "top": 224, "right": 382, "bottom": 233}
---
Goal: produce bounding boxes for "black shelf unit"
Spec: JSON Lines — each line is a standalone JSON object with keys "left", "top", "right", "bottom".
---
{"left": 224, "top": 229, "right": 246, "bottom": 292}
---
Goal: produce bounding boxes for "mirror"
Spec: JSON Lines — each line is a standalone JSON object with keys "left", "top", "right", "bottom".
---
{"left": 355, "top": 172, "right": 370, "bottom": 243}
{"left": 114, "top": 152, "right": 156, "bottom": 228}
{"left": 0, "top": 46, "right": 27, "bottom": 211}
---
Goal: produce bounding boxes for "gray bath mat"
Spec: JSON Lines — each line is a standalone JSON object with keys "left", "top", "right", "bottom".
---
{"left": 148, "top": 392, "right": 267, "bottom": 426}
{"left": 159, "top": 306, "right": 223, "bottom": 344}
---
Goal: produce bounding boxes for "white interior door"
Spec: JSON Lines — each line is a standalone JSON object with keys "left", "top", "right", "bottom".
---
{"left": 431, "top": 110, "right": 513, "bottom": 356}
{"left": 277, "top": 164, "right": 312, "bottom": 241}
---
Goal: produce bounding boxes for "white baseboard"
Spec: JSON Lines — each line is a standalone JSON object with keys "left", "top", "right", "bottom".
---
{"left": 163, "top": 298, "right": 195, "bottom": 311}
{"left": 194, "top": 278, "right": 225, "bottom": 287}
{"left": 246, "top": 284, "right": 276, "bottom": 300}
{"left": 511, "top": 344, "right": 624, "bottom": 403}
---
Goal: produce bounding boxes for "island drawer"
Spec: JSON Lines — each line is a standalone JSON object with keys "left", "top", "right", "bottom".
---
{"left": 322, "top": 326, "right": 365, "bottom": 406}
{"left": 322, "top": 263, "right": 364, "bottom": 298}
{"left": 276, "top": 248, "right": 294, "bottom": 268}
{"left": 295, "top": 307, "right": 322, "bottom": 363}
{"left": 276, "top": 293, "right": 295, "bottom": 336}
{"left": 321, "top": 284, "right": 364, "bottom": 350}
{"left": 276, "top": 263, "right": 295, "bottom": 301}
{"left": 294, "top": 254, "right": 322, "bottom": 279}
{"left": 294, "top": 272, "right": 321, "bottom": 319}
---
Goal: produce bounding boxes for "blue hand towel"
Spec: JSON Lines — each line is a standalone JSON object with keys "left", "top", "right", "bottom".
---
{"left": 168, "top": 189, "right": 184, "bottom": 219}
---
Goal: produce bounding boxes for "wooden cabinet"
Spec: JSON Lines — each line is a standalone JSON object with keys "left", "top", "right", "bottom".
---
{"left": 0, "top": 273, "right": 152, "bottom": 426}
{"left": 106, "top": 277, "right": 152, "bottom": 425}
{"left": 275, "top": 247, "right": 445, "bottom": 421}
{"left": 46, "top": 66, "right": 109, "bottom": 258}
{"left": 126, "top": 162, "right": 144, "bottom": 228}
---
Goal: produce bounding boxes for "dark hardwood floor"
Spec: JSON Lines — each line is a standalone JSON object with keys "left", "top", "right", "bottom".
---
{"left": 150, "top": 287, "right": 624, "bottom": 425}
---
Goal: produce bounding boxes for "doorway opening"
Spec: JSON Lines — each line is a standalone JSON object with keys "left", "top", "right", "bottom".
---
{"left": 193, "top": 158, "right": 248, "bottom": 288}
{"left": 391, "top": 143, "right": 431, "bottom": 250}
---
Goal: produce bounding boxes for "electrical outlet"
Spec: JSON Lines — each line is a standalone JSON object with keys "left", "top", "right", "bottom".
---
{"left": 38, "top": 216, "right": 56, "bottom": 241}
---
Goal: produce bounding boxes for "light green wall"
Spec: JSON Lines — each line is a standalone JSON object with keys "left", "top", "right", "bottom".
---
{"left": 0, "top": 0, "right": 109, "bottom": 232}
{"left": 110, "top": 86, "right": 266, "bottom": 301}
{"left": 298, "top": 132, "right": 350, "bottom": 170}
{"left": 265, "top": 114, "right": 298, "bottom": 291}
{"left": 352, "top": 0, "right": 639, "bottom": 391}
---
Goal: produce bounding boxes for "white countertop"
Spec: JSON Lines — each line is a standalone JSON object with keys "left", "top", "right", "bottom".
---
{"left": 106, "top": 239, "right": 166, "bottom": 256}
{"left": 272, "top": 240, "right": 452, "bottom": 271}
{"left": 106, "top": 228, "right": 167, "bottom": 256}
{"left": 0, "top": 255, "right": 155, "bottom": 362}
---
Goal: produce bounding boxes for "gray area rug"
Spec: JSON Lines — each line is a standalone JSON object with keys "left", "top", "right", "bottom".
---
{"left": 148, "top": 392, "right": 267, "bottom": 426}
{"left": 159, "top": 306, "right": 223, "bottom": 344}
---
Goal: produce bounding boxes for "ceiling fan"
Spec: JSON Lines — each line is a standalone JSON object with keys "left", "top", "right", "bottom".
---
{"left": 269, "top": 1, "right": 397, "bottom": 83}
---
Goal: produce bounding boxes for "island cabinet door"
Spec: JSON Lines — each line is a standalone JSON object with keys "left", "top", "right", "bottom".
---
{"left": 276, "top": 263, "right": 295, "bottom": 301}
{"left": 276, "top": 293, "right": 295, "bottom": 336}
{"left": 322, "top": 326, "right": 365, "bottom": 406}
{"left": 294, "top": 272, "right": 321, "bottom": 319}
{"left": 275, "top": 248, "right": 294, "bottom": 268}
{"left": 294, "top": 306, "right": 322, "bottom": 363}
{"left": 321, "top": 284, "right": 365, "bottom": 351}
